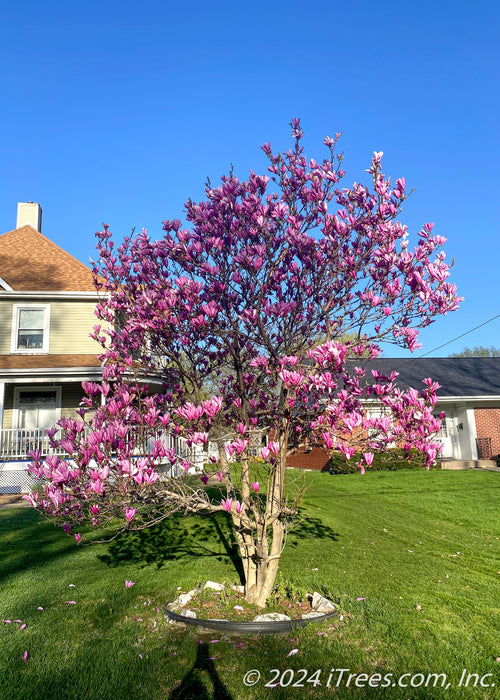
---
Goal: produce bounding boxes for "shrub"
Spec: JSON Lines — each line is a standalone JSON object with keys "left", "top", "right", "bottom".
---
{"left": 328, "top": 448, "right": 437, "bottom": 475}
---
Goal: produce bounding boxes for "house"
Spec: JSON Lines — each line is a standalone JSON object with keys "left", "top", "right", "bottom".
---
{"left": 286, "top": 357, "right": 500, "bottom": 470}
{"left": 0, "top": 203, "right": 103, "bottom": 492}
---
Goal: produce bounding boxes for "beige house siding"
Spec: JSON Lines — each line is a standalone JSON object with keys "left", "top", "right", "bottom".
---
{"left": 49, "top": 302, "right": 100, "bottom": 354}
{"left": 61, "top": 383, "right": 86, "bottom": 418}
{"left": 2, "top": 385, "right": 14, "bottom": 430}
{"left": 0, "top": 300, "right": 100, "bottom": 355}
{"left": 0, "top": 304, "right": 12, "bottom": 354}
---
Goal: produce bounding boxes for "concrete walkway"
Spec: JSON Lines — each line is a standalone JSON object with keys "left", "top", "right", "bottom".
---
{"left": 441, "top": 460, "right": 500, "bottom": 471}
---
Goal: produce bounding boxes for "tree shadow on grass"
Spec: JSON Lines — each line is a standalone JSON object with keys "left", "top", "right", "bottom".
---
{"left": 0, "top": 507, "right": 77, "bottom": 585}
{"left": 98, "top": 511, "right": 245, "bottom": 584}
{"left": 168, "top": 642, "right": 233, "bottom": 700}
{"left": 287, "top": 514, "right": 339, "bottom": 548}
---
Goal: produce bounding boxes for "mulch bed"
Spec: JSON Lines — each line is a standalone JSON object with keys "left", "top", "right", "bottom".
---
{"left": 0, "top": 494, "right": 27, "bottom": 507}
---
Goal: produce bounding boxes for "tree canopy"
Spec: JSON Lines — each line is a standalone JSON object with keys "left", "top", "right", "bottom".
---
{"left": 27, "top": 121, "right": 460, "bottom": 606}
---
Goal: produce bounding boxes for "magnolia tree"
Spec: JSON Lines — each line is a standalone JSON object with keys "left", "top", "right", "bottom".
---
{"left": 26, "top": 121, "right": 460, "bottom": 607}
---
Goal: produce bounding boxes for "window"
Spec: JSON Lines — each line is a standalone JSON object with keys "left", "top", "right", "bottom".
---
{"left": 13, "top": 387, "right": 61, "bottom": 430}
{"left": 434, "top": 412, "right": 449, "bottom": 437}
{"left": 11, "top": 304, "right": 50, "bottom": 353}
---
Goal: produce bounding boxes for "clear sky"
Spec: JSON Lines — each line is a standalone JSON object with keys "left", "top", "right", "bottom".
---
{"left": 1, "top": 0, "right": 498, "bottom": 357}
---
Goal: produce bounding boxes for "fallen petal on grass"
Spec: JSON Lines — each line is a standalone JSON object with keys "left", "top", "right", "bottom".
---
{"left": 287, "top": 649, "right": 298, "bottom": 657}
{"left": 23, "top": 651, "right": 28, "bottom": 662}
{"left": 125, "top": 580, "right": 136, "bottom": 588}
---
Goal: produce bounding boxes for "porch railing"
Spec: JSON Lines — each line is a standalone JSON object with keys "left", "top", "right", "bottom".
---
{"left": 0, "top": 428, "right": 68, "bottom": 461}
{"left": 0, "top": 428, "right": 205, "bottom": 463}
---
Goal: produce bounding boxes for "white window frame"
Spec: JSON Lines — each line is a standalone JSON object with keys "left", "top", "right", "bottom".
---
{"left": 13, "top": 386, "right": 62, "bottom": 430}
{"left": 11, "top": 304, "right": 51, "bottom": 354}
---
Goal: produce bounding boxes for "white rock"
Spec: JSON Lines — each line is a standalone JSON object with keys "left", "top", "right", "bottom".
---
{"left": 301, "top": 612, "right": 325, "bottom": 619}
{"left": 168, "top": 591, "right": 196, "bottom": 610}
{"left": 252, "top": 613, "right": 291, "bottom": 622}
{"left": 204, "top": 581, "right": 225, "bottom": 591}
{"left": 311, "top": 592, "right": 336, "bottom": 613}
{"left": 230, "top": 585, "right": 245, "bottom": 594}
{"left": 180, "top": 609, "right": 197, "bottom": 618}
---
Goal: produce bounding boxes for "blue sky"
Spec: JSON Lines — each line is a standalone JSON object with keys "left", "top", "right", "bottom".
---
{"left": 1, "top": 0, "right": 498, "bottom": 357}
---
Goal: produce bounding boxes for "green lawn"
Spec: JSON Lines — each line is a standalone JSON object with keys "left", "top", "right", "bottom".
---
{"left": 0, "top": 469, "right": 498, "bottom": 699}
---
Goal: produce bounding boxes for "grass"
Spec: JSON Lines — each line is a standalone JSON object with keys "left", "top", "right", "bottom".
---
{"left": 0, "top": 469, "right": 499, "bottom": 699}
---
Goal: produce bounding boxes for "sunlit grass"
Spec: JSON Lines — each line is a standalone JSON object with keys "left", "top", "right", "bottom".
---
{"left": 0, "top": 469, "right": 498, "bottom": 699}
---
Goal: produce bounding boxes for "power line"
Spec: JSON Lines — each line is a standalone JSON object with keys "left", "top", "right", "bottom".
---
{"left": 415, "top": 312, "right": 500, "bottom": 359}
{"left": 388, "top": 312, "right": 500, "bottom": 371}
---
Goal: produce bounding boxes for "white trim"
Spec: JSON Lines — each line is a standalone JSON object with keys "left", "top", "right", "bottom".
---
{"left": 0, "top": 368, "right": 102, "bottom": 384}
{"left": 436, "top": 395, "right": 500, "bottom": 402}
{"left": 465, "top": 408, "right": 479, "bottom": 460}
{"left": 11, "top": 303, "right": 51, "bottom": 354}
{"left": 0, "top": 382, "right": 4, "bottom": 429}
{"left": 12, "top": 385, "right": 62, "bottom": 430}
{"left": 0, "top": 366, "right": 101, "bottom": 376}
{"left": 0, "top": 276, "right": 14, "bottom": 291}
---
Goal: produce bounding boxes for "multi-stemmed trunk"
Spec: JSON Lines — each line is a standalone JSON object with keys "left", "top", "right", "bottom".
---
{"left": 234, "top": 428, "right": 289, "bottom": 608}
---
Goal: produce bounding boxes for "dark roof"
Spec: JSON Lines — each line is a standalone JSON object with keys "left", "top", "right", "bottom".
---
{"left": 349, "top": 357, "right": 500, "bottom": 397}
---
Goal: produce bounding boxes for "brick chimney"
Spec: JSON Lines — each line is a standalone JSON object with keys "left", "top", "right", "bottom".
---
{"left": 16, "top": 202, "right": 42, "bottom": 232}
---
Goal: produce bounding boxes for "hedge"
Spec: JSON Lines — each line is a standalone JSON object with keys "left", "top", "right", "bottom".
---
{"left": 327, "top": 448, "right": 440, "bottom": 474}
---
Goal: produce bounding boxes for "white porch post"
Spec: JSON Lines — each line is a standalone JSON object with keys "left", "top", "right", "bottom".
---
{"left": 0, "top": 382, "right": 5, "bottom": 430}
{"left": 465, "top": 408, "right": 478, "bottom": 460}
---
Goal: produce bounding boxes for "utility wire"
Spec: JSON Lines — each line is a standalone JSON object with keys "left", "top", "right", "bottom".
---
{"left": 414, "top": 313, "right": 500, "bottom": 359}
{"left": 384, "top": 312, "right": 500, "bottom": 376}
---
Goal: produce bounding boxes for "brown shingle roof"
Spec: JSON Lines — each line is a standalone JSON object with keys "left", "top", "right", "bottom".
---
{"left": 0, "top": 354, "right": 101, "bottom": 370}
{"left": 0, "top": 225, "right": 96, "bottom": 292}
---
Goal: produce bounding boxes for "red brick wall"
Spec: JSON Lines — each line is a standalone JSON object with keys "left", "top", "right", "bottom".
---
{"left": 287, "top": 446, "right": 331, "bottom": 471}
{"left": 474, "top": 408, "right": 500, "bottom": 459}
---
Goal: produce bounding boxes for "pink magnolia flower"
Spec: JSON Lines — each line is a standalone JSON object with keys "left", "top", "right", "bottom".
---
{"left": 363, "top": 452, "right": 374, "bottom": 466}
{"left": 74, "top": 533, "right": 82, "bottom": 544}
{"left": 260, "top": 447, "right": 270, "bottom": 460}
{"left": 220, "top": 499, "right": 233, "bottom": 512}
{"left": 268, "top": 441, "right": 280, "bottom": 455}
{"left": 322, "top": 432, "right": 335, "bottom": 450}
{"left": 23, "top": 651, "right": 28, "bottom": 662}
{"left": 200, "top": 474, "right": 209, "bottom": 485}
{"left": 124, "top": 507, "right": 136, "bottom": 521}
{"left": 234, "top": 501, "right": 243, "bottom": 514}
{"left": 251, "top": 482, "right": 260, "bottom": 493}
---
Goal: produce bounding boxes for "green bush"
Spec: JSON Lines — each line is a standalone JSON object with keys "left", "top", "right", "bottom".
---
{"left": 327, "top": 448, "right": 437, "bottom": 474}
